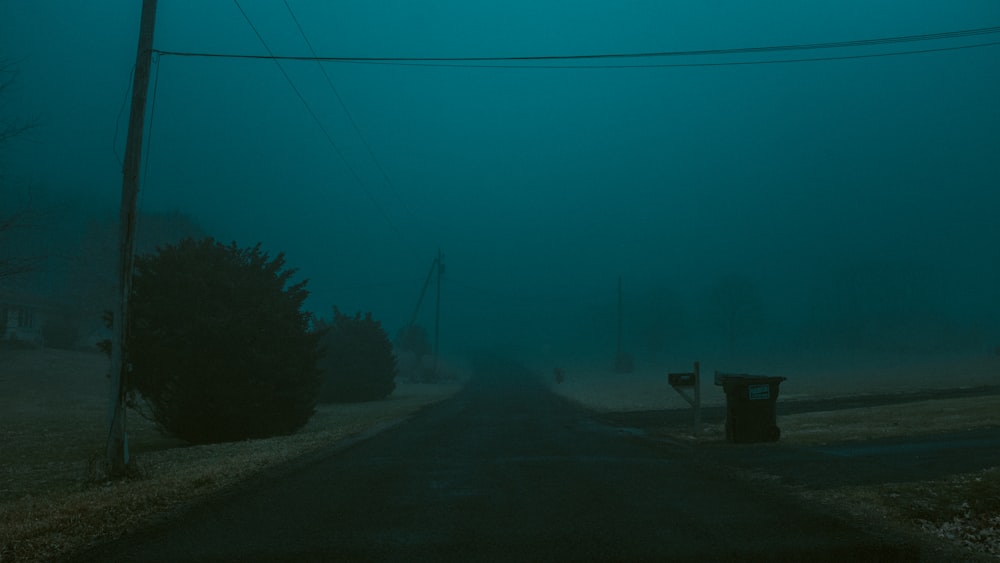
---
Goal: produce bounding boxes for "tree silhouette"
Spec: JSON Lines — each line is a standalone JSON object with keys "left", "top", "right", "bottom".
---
{"left": 316, "top": 308, "right": 397, "bottom": 402}
{"left": 0, "top": 59, "right": 42, "bottom": 281}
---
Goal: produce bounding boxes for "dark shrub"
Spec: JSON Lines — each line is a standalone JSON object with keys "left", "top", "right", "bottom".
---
{"left": 396, "top": 324, "right": 431, "bottom": 358}
{"left": 127, "top": 237, "right": 322, "bottom": 444}
{"left": 317, "top": 308, "right": 396, "bottom": 402}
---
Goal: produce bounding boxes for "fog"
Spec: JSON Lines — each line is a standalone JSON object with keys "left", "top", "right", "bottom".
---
{"left": 2, "top": 2, "right": 999, "bottom": 372}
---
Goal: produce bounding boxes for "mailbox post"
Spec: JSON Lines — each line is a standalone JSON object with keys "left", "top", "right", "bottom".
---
{"left": 668, "top": 361, "right": 701, "bottom": 432}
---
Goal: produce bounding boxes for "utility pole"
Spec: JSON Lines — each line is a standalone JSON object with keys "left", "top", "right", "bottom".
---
{"left": 616, "top": 275, "right": 623, "bottom": 360}
{"left": 408, "top": 252, "right": 439, "bottom": 328}
{"left": 432, "top": 249, "right": 444, "bottom": 374}
{"left": 614, "top": 275, "right": 634, "bottom": 373}
{"left": 107, "top": 0, "right": 158, "bottom": 477}
{"left": 407, "top": 251, "right": 444, "bottom": 378}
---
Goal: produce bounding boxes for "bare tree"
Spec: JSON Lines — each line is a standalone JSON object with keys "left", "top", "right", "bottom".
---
{"left": 0, "top": 208, "right": 43, "bottom": 281}
{"left": 0, "top": 59, "right": 39, "bottom": 149}
{"left": 0, "top": 58, "right": 42, "bottom": 281}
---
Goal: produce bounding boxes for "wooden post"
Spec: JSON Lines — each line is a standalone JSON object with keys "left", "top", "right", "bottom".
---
{"left": 693, "top": 361, "right": 701, "bottom": 432}
{"left": 616, "top": 275, "right": 623, "bottom": 360}
{"left": 668, "top": 361, "right": 701, "bottom": 434}
{"left": 408, "top": 253, "right": 437, "bottom": 328}
{"left": 107, "top": 0, "right": 158, "bottom": 477}
{"left": 432, "top": 249, "right": 443, "bottom": 375}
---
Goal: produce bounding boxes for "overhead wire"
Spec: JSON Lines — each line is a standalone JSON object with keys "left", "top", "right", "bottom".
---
{"left": 111, "top": 64, "right": 136, "bottom": 168}
{"left": 145, "top": 18, "right": 1000, "bottom": 257}
{"left": 141, "top": 53, "right": 162, "bottom": 193}
{"left": 152, "top": 24, "right": 1000, "bottom": 67}
{"left": 231, "top": 0, "right": 402, "bottom": 236}
{"left": 335, "top": 40, "right": 1000, "bottom": 69}
{"left": 281, "top": 0, "right": 409, "bottom": 215}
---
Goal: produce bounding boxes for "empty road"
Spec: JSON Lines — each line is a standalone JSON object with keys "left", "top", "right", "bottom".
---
{"left": 74, "top": 357, "right": 921, "bottom": 562}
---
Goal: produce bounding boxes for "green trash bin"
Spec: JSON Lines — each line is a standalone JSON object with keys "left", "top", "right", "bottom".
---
{"left": 714, "top": 372, "right": 787, "bottom": 443}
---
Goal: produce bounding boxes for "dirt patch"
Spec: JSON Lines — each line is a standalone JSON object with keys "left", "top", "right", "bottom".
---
{"left": 0, "top": 349, "right": 466, "bottom": 562}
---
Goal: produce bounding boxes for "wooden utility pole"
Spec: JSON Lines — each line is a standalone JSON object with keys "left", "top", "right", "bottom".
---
{"left": 616, "top": 275, "right": 623, "bottom": 359}
{"left": 614, "top": 275, "right": 633, "bottom": 372}
{"left": 407, "top": 251, "right": 444, "bottom": 377}
{"left": 432, "top": 249, "right": 444, "bottom": 373}
{"left": 107, "top": 0, "right": 158, "bottom": 477}
{"left": 408, "top": 252, "right": 440, "bottom": 328}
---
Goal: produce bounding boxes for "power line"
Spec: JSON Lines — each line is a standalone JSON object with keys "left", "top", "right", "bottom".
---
{"left": 152, "top": 25, "right": 1000, "bottom": 67}
{"left": 111, "top": 64, "right": 135, "bottom": 168}
{"left": 141, "top": 53, "right": 162, "bottom": 192}
{"left": 340, "top": 40, "right": 1000, "bottom": 69}
{"left": 231, "top": 0, "right": 401, "bottom": 235}
{"left": 282, "top": 1, "right": 402, "bottom": 197}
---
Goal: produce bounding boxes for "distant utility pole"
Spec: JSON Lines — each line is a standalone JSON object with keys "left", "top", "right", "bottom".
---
{"left": 408, "top": 250, "right": 444, "bottom": 376}
{"left": 617, "top": 275, "right": 623, "bottom": 360}
{"left": 107, "top": 0, "right": 158, "bottom": 477}
{"left": 614, "top": 275, "right": 633, "bottom": 373}
{"left": 433, "top": 249, "right": 444, "bottom": 372}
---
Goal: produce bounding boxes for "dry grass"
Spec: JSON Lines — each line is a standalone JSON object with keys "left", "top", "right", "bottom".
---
{"left": 634, "top": 394, "right": 1000, "bottom": 447}
{"left": 547, "top": 353, "right": 1000, "bottom": 411}
{"left": 548, "top": 353, "right": 1000, "bottom": 559}
{"left": 802, "top": 468, "right": 1000, "bottom": 559}
{"left": 778, "top": 395, "right": 1000, "bottom": 447}
{"left": 0, "top": 349, "right": 465, "bottom": 562}
{"left": 547, "top": 354, "right": 1000, "bottom": 442}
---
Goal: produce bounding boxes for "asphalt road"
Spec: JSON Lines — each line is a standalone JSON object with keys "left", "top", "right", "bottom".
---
{"left": 74, "top": 357, "right": 924, "bottom": 562}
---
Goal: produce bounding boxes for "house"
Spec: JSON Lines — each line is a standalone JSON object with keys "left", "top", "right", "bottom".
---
{"left": 1, "top": 305, "right": 41, "bottom": 344}
{"left": 1, "top": 294, "right": 45, "bottom": 345}
{"left": 0, "top": 290, "right": 68, "bottom": 347}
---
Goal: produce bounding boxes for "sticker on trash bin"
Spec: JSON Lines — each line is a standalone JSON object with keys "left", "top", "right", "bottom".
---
{"left": 748, "top": 384, "right": 771, "bottom": 400}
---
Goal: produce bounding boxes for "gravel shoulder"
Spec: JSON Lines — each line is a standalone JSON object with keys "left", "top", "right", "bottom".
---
{"left": 0, "top": 349, "right": 466, "bottom": 562}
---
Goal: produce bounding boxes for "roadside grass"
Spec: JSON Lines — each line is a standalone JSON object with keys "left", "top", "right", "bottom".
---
{"left": 637, "top": 394, "right": 1000, "bottom": 447}
{"left": 0, "top": 349, "right": 465, "bottom": 562}
{"left": 545, "top": 353, "right": 1000, "bottom": 412}
{"left": 802, "top": 468, "right": 1000, "bottom": 559}
{"left": 549, "top": 353, "right": 1000, "bottom": 559}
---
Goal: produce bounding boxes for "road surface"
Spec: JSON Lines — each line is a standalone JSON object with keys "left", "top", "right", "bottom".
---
{"left": 74, "top": 357, "right": 925, "bottom": 562}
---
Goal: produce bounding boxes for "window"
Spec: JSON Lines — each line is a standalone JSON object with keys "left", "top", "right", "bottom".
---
{"left": 17, "top": 308, "right": 34, "bottom": 329}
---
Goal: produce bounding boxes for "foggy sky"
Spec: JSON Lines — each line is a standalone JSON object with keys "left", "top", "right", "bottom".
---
{"left": 2, "top": 1, "right": 999, "bottom": 361}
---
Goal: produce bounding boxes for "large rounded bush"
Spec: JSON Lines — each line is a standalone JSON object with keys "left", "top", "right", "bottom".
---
{"left": 317, "top": 308, "right": 396, "bottom": 403}
{"left": 128, "top": 237, "right": 322, "bottom": 443}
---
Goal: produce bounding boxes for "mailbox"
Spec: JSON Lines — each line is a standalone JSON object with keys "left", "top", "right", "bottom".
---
{"left": 669, "top": 362, "right": 701, "bottom": 431}
{"left": 669, "top": 372, "right": 696, "bottom": 387}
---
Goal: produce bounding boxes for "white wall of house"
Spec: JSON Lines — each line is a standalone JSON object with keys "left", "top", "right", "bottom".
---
{"left": 1, "top": 304, "right": 43, "bottom": 344}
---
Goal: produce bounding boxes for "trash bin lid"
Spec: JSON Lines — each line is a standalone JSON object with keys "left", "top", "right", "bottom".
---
{"left": 714, "top": 372, "right": 787, "bottom": 386}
